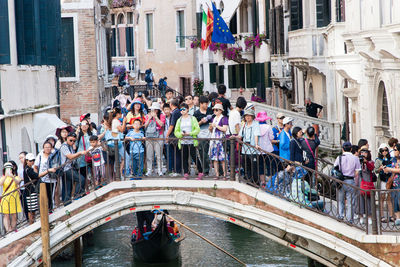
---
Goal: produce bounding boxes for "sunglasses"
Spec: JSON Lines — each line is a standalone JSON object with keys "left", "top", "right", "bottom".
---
{"left": 28, "top": 159, "right": 35, "bottom": 162}
{"left": 180, "top": 108, "right": 187, "bottom": 111}
{"left": 69, "top": 139, "right": 76, "bottom": 143}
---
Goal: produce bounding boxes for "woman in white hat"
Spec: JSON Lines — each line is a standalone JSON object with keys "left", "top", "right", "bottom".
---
{"left": 144, "top": 102, "right": 165, "bottom": 176}
{"left": 208, "top": 103, "right": 229, "bottom": 179}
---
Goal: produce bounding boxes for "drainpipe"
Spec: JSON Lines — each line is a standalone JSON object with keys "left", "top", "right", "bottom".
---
{"left": 0, "top": 72, "right": 8, "bottom": 163}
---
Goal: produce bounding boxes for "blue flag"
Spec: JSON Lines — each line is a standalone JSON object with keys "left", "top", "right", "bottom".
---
{"left": 211, "top": 3, "right": 235, "bottom": 44}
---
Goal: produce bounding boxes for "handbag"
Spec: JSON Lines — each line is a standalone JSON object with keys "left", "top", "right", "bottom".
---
{"left": 331, "top": 155, "right": 345, "bottom": 181}
{"left": 304, "top": 138, "right": 316, "bottom": 168}
{"left": 82, "top": 136, "right": 92, "bottom": 163}
{"left": 360, "top": 179, "right": 375, "bottom": 196}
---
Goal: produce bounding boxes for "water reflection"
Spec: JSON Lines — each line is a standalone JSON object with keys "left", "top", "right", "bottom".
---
{"left": 53, "top": 211, "right": 307, "bottom": 267}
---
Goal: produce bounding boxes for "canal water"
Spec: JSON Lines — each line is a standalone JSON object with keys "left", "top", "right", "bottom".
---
{"left": 53, "top": 211, "right": 308, "bottom": 267}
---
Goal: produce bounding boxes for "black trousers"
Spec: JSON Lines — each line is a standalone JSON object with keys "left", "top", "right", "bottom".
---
{"left": 181, "top": 144, "right": 203, "bottom": 174}
{"left": 137, "top": 211, "right": 154, "bottom": 235}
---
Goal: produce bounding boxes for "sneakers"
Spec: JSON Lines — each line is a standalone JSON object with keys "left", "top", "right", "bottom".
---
{"left": 196, "top": 173, "right": 204, "bottom": 180}
{"left": 395, "top": 219, "right": 400, "bottom": 226}
{"left": 145, "top": 171, "right": 152, "bottom": 176}
{"left": 182, "top": 173, "right": 189, "bottom": 180}
{"left": 158, "top": 171, "right": 163, "bottom": 176}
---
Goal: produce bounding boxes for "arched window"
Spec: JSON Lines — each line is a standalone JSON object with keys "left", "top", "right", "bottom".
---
{"left": 220, "top": 1, "right": 224, "bottom": 12}
{"left": 380, "top": 82, "right": 389, "bottom": 126}
{"left": 308, "top": 83, "right": 314, "bottom": 100}
{"left": 117, "top": 13, "right": 124, "bottom": 25}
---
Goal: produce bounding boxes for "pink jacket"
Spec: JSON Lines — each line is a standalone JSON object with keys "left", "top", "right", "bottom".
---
{"left": 259, "top": 124, "right": 274, "bottom": 153}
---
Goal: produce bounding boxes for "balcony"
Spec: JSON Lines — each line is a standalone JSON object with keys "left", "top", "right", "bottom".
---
{"left": 112, "top": 56, "right": 136, "bottom": 74}
{"left": 288, "top": 28, "right": 325, "bottom": 60}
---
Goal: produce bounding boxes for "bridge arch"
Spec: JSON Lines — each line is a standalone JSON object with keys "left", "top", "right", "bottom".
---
{"left": 4, "top": 181, "right": 392, "bottom": 267}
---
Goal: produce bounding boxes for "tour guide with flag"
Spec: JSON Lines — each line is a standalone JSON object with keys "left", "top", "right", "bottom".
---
{"left": 211, "top": 3, "right": 235, "bottom": 44}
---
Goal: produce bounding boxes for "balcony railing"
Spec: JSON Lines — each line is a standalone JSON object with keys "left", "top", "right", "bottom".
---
{"left": 253, "top": 102, "right": 342, "bottom": 151}
{"left": 112, "top": 56, "right": 136, "bottom": 73}
{"left": 288, "top": 28, "right": 325, "bottom": 59}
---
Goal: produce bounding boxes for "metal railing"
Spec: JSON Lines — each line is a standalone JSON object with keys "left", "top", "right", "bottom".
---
{"left": 1, "top": 137, "right": 399, "bottom": 238}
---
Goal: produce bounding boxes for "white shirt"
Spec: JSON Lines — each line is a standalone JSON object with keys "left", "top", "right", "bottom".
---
{"left": 228, "top": 109, "right": 241, "bottom": 135}
{"left": 34, "top": 152, "right": 55, "bottom": 183}
{"left": 112, "top": 119, "right": 121, "bottom": 133}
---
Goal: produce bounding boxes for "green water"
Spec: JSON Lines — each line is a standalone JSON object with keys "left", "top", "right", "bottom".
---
{"left": 53, "top": 211, "right": 307, "bottom": 267}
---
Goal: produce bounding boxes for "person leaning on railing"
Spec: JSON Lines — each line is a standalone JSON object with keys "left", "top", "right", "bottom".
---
{"left": 0, "top": 162, "right": 22, "bottom": 233}
{"left": 383, "top": 143, "right": 400, "bottom": 226}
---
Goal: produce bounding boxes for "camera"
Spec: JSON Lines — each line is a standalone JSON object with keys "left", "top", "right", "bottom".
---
{"left": 359, "top": 155, "right": 365, "bottom": 163}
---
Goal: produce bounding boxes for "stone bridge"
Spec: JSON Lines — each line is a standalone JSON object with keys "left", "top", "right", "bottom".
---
{"left": 0, "top": 180, "right": 399, "bottom": 267}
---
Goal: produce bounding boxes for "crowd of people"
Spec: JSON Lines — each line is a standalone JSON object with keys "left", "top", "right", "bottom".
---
{"left": 1, "top": 80, "right": 400, "bottom": 234}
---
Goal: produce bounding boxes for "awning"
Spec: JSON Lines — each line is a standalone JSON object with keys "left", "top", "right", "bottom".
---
{"left": 221, "top": 0, "right": 242, "bottom": 22}
{"left": 33, "top": 113, "right": 66, "bottom": 144}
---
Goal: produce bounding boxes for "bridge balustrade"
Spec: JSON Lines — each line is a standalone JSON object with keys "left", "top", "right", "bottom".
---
{"left": 0, "top": 137, "right": 398, "bottom": 238}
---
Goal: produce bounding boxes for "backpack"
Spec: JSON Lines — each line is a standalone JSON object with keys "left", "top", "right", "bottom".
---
{"left": 158, "top": 78, "right": 165, "bottom": 90}
{"left": 48, "top": 148, "right": 64, "bottom": 179}
{"left": 145, "top": 69, "right": 152, "bottom": 83}
{"left": 145, "top": 119, "right": 159, "bottom": 138}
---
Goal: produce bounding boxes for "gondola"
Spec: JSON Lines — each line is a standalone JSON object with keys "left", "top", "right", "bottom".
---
{"left": 131, "top": 214, "right": 184, "bottom": 263}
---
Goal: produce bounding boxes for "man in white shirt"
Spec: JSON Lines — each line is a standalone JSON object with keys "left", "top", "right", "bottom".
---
{"left": 228, "top": 97, "right": 247, "bottom": 136}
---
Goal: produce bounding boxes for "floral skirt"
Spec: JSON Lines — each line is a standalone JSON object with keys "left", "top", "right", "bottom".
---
{"left": 209, "top": 132, "right": 227, "bottom": 161}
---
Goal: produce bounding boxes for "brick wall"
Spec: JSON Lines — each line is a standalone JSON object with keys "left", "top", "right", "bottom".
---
{"left": 59, "top": 8, "right": 100, "bottom": 123}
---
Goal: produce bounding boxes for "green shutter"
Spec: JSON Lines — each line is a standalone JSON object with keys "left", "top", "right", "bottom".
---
{"left": 218, "top": 65, "right": 224, "bottom": 84}
{"left": 15, "top": 0, "right": 38, "bottom": 64}
{"left": 316, "top": 0, "right": 331, "bottom": 27}
{"left": 228, "top": 65, "right": 234, "bottom": 88}
{"left": 209, "top": 63, "right": 217, "bottom": 83}
{"left": 0, "top": 0, "right": 10, "bottom": 64}
{"left": 59, "top": 18, "right": 75, "bottom": 77}
{"left": 111, "top": 28, "right": 116, "bottom": 57}
{"left": 266, "top": 62, "right": 272, "bottom": 88}
{"left": 290, "top": 0, "right": 303, "bottom": 31}
{"left": 125, "top": 27, "right": 134, "bottom": 56}
{"left": 196, "top": 12, "right": 202, "bottom": 40}
{"left": 39, "top": 0, "right": 60, "bottom": 65}
{"left": 238, "top": 64, "right": 245, "bottom": 88}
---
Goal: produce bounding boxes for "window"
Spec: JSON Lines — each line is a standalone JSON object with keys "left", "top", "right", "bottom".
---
{"left": 290, "top": 0, "right": 303, "bottom": 31}
{"left": 146, "top": 13, "right": 154, "bottom": 50}
{"left": 240, "top": 0, "right": 249, "bottom": 33}
{"left": 381, "top": 85, "right": 389, "bottom": 127}
{"left": 15, "top": 0, "right": 61, "bottom": 66}
{"left": 177, "top": 10, "right": 185, "bottom": 48}
{"left": 111, "top": 14, "right": 115, "bottom": 25}
{"left": 316, "top": 0, "right": 331, "bottom": 27}
{"left": 220, "top": 1, "right": 224, "bottom": 12}
{"left": 0, "top": 0, "right": 10, "bottom": 64}
{"left": 336, "top": 0, "right": 345, "bottom": 22}
{"left": 59, "top": 17, "right": 76, "bottom": 78}
{"left": 209, "top": 63, "right": 217, "bottom": 83}
{"left": 127, "top": 12, "right": 133, "bottom": 24}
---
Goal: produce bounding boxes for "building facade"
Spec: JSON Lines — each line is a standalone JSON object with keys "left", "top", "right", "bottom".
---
{"left": 287, "top": 0, "right": 400, "bottom": 153}
{"left": 59, "top": 0, "right": 111, "bottom": 125}
{"left": 110, "top": 0, "right": 197, "bottom": 95}
{"left": 0, "top": 0, "right": 61, "bottom": 163}
{"left": 195, "top": 0, "right": 272, "bottom": 99}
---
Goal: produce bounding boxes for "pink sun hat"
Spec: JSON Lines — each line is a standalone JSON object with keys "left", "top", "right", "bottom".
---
{"left": 255, "top": 111, "right": 272, "bottom": 122}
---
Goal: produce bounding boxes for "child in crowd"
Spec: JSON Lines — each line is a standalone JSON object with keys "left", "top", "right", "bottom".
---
{"left": 88, "top": 135, "right": 106, "bottom": 188}
{"left": 126, "top": 119, "right": 145, "bottom": 177}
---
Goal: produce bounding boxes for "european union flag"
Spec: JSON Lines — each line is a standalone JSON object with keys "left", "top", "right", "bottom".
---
{"left": 211, "top": 3, "right": 235, "bottom": 44}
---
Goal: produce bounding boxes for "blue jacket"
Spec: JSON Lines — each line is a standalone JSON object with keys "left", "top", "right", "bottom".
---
{"left": 290, "top": 138, "right": 304, "bottom": 163}
{"left": 279, "top": 130, "right": 291, "bottom": 160}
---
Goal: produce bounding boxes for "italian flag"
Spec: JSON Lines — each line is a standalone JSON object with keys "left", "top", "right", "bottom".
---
{"left": 201, "top": 10, "right": 208, "bottom": 50}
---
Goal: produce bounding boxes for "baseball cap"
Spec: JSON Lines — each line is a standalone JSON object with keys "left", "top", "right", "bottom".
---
{"left": 26, "top": 153, "right": 36, "bottom": 161}
{"left": 342, "top": 141, "right": 352, "bottom": 148}
{"left": 80, "top": 113, "right": 90, "bottom": 122}
{"left": 282, "top": 117, "right": 294, "bottom": 125}
{"left": 276, "top": 113, "right": 285, "bottom": 119}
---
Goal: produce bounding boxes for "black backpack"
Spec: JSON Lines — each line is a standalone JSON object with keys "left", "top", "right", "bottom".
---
{"left": 145, "top": 69, "right": 152, "bottom": 83}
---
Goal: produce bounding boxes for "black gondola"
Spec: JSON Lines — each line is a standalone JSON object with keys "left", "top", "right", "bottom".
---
{"left": 131, "top": 214, "right": 184, "bottom": 263}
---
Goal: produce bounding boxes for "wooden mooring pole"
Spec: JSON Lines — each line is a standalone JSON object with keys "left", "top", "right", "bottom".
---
{"left": 39, "top": 183, "right": 51, "bottom": 266}
{"left": 74, "top": 237, "right": 83, "bottom": 267}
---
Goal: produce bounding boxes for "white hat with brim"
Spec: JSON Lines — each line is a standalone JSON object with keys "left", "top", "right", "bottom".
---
{"left": 282, "top": 117, "right": 294, "bottom": 125}
{"left": 149, "top": 102, "right": 161, "bottom": 110}
{"left": 26, "top": 153, "right": 36, "bottom": 161}
{"left": 212, "top": 103, "right": 224, "bottom": 111}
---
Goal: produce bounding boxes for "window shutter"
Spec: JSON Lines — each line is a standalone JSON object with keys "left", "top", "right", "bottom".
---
{"left": 265, "top": 0, "right": 270, "bottom": 39}
{"left": 106, "top": 29, "right": 112, "bottom": 74}
{"left": 39, "top": 0, "right": 60, "bottom": 65}
{"left": 290, "top": 0, "right": 303, "bottom": 31}
{"left": 125, "top": 27, "right": 134, "bottom": 56}
{"left": 238, "top": 64, "right": 245, "bottom": 88}
{"left": 111, "top": 28, "right": 116, "bottom": 57}
{"left": 316, "top": 0, "right": 331, "bottom": 27}
{"left": 245, "top": 64, "right": 251, "bottom": 88}
{"left": 228, "top": 65, "right": 234, "bottom": 88}
{"left": 0, "top": 0, "right": 10, "bottom": 64}
{"left": 59, "top": 18, "right": 75, "bottom": 77}
{"left": 269, "top": 8, "right": 276, "bottom": 54}
{"left": 276, "top": 6, "right": 284, "bottom": 54}
{"left": 196, "top": 12, "right": 202, "bottom": 40}
{"left": 209, "top": 63, "right": 217, "bottom": 83}
{"left": 218, "top": 65, "right": 224, "bottom": 85}
{"left": 229, "top": 12, "right": 237, "bottom": 35}
{"left": 336, "top": 0, "right": 345, "bottom": 22}
{"left": 255, "top": 63, "right": 266, "bottom": 99}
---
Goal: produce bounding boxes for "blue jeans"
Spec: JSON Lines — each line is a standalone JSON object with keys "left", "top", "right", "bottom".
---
{"left": 338, "top": 179, "right": 356, "bottom": 222}
{"left": 168, "top": 143, "right": 181, "bottom": 173}
{"left": 132, "top": 152, "right": 144, "bottom": 177}
{"left": 62, "top": 169, "right": 85, "bottom": 205}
